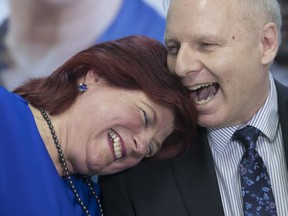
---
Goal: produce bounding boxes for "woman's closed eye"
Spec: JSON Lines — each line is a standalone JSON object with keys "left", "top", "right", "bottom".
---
{"left": 141, "top": 108, "right": 150, "bottom": 128}
{"left": 146, "top": 141, "right": 162, "bottom": 158}
{"left": 146, "top": 144, "right": 154, "bottom": 157}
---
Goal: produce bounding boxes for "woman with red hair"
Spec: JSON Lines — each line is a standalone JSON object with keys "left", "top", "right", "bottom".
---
{"left": 0, "top": 35, "right": 197, "bottom": 216}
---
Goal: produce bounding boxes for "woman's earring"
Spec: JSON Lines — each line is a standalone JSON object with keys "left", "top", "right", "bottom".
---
{"left": 78, "top": 83, "right": 88, "bottom": 93}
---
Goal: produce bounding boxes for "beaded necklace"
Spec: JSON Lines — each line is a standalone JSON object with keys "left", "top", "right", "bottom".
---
{"left": 39, "top": 108, "right": 104, "bottom": 216}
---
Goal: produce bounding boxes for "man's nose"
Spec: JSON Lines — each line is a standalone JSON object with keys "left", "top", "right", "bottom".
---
{"left": 174, "top": 44, "right": 202, "bottom": 77}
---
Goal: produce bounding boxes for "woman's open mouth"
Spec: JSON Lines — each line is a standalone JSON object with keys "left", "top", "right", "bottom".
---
{"left": 108, "top": 129, "right": 127, "bottom": 160}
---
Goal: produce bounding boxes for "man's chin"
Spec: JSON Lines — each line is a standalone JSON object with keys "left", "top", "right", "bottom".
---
{"left": 197, "top": 114, "right": 224, "bottom": 128}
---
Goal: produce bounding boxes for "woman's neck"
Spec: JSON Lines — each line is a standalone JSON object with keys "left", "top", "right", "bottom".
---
{"left": 29, "top": 104, "right": 66, "bottom": 176}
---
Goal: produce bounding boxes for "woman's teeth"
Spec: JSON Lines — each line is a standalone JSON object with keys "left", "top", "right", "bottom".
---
{"left": 109, "top": 129, "right": 123, "bottom": 159}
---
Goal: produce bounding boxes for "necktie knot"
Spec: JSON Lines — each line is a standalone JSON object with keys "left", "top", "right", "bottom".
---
{"left": 233, "top": 126, "right": 261, "bottom": 150}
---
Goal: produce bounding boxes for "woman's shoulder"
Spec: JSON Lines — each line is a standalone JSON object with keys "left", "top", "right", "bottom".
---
{"left": 0, "top": 86, "right": 28, "bottom": 109}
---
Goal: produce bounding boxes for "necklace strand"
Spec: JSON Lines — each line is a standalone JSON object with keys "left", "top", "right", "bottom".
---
{"left": 40, "top": 108, "right": 104, "bottom": 216}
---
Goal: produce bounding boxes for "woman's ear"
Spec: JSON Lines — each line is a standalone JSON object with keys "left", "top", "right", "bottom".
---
{"left": 260, "top": 22, "right": 279, "bottom": 66}
{"left": 85, "top": 70, "right": 101, "bottom": 83}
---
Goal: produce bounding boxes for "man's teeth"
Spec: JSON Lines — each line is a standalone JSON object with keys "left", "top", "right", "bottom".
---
{"left": 190, "top": 82, "right": 218, "bottom": 105}
{"left": 191, "top": 83, "right": 213, "bottom": 90}
{"left": 196, "top": 94, "right": 215, "bottom": 105}
{"left": 109, "top": 130, "right": 122, "bottom": 159}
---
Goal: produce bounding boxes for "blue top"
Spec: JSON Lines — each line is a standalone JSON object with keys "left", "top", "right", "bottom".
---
{"left": 0, "top": 86, "right": 101, "bottom": 216}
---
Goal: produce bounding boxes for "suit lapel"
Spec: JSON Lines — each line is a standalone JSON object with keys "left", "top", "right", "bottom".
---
{"left": 276, "top": 81, "right": 288, "bottom": 165}
{"left": 170, "top": 127, "right": 224, "bottom": 216}
{"left": 168, "top": 81, "right": 286, "bottom": 216}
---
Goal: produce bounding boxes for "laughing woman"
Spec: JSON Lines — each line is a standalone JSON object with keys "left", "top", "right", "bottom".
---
{"left": 0, "top": 35, "right": 197, "bottom": 216}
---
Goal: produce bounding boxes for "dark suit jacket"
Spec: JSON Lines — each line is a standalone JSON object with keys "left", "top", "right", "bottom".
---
{"left": 99, "top": 81, "right": 288, "bottom": 216}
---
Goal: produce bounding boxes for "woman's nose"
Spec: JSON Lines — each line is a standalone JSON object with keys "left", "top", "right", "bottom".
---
{"left": 132, "top": 137, "right": 148, "bottom": 156}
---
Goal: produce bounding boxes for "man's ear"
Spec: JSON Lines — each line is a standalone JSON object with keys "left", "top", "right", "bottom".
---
{"left": 260, "top": 22, "right": 279, "bottom": 66}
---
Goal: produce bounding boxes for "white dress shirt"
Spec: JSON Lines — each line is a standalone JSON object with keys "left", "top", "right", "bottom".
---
{"left": 208, "top": 73, "right": 288, "bottom": 216}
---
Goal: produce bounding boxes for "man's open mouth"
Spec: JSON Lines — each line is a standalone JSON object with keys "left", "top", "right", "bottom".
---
{"left": 190, "top": 83, "right": 219, "bottom": 105}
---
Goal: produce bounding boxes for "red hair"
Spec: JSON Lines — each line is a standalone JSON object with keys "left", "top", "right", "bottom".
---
{"left": 14, "top": 35, "right": 197, "bottom": 160}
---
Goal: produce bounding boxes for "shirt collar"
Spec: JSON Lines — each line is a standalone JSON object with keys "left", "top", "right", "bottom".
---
{"left": 208, "top": 73, "right": 279, "bottom": 154}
